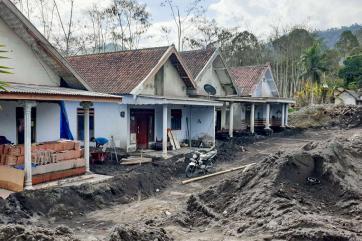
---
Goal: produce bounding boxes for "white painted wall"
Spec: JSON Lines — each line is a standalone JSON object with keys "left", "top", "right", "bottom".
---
{"left": 0, "top": 18, "right": 60, "bottom": 86}
{"left": 335, "top": 92, "right": 357, "bottom": 105}
{"left": 196, "top": 64, "right": 226, "bottom": 96}
{"left": 0, "top": 101, "right": 17, "bottom": 143}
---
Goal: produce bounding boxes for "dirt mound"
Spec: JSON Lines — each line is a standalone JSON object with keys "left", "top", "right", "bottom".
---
{"left": 289, "top": 105, "right": 362, "bottom": 129}
{"left": 180, "top": 133, "right": 362, "bottom": 240}
{"left": 0, "top": 224, "right": 79, "bottom": 241}
{"left": 0, "top": 159, "right": 187, "bottom": 223}
{"left": 107, "top": 225, "right": 173, "bottom": 241}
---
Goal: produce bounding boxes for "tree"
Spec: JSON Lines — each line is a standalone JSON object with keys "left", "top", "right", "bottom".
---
{"left": 335, "top": 30, "right": 360, "bottom": 57}
{"left": 338, "top": 54, "right": 362, "bottom": 89}
{"left": 0, "top": 44, "right": 11, "bottom": 91}
{"left": 107, "top": 0, "right": 151, "bottom": 51}
{"left": 300, "top": 42, "right": 328, "bottom": 104}
{"left": 161, "top": 0, "right": 205, "bottom": 51}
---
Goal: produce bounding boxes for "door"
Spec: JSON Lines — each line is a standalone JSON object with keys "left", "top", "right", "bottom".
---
{"left": 130, "top": 109, "right": 155, "bottom": 150}
{"left": 215, "top": 110, "right": 221, "bottom": 131}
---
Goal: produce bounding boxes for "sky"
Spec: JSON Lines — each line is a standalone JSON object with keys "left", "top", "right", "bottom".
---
{"left": 24, "top": 0, "right": 362, "bottom": 48}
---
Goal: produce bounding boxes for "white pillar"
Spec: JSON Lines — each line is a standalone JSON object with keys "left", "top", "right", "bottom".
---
{"left": 221, "top": 103, "right": 226, "bottom": 130}
{"left": 81, "top": 101, "right": 93, "bottom": 173}
{"left": 213, "top": 106, "right": 216, "bottom": 146}
{"left": 250, "top": 103, "right": 255, "bottom": 134}
{"left": 285, "top": 104, "right": 289, "bottom": 127}
{"left": 162, "top": 104, "right": 168, "bottom": 158}
{"left": 281, "top": 103, "right": 285, "bottom": 127}
{"left": 24, "top": 101, "right": 36, "bottom": 190}
{"left": 229, "top": 102, "right": 234, "bottom": 138}
{"left": 265, "top": 103, "right": 271, "bottom": 129}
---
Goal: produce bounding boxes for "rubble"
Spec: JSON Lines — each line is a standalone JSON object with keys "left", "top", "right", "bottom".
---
{"left": 289, "top": 104, "right": 362, "bottom": 129}
{"left": 180, "top": 133, "right": 362, "bottom": 240}
{"left": 107, "top": 225, "right": 173, "bottom": 241}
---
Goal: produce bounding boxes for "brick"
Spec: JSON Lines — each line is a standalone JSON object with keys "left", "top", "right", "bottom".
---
{"left": 63, "top": 141, "right": 75, "bottom": 151}
{"left": 5, "top": 155, "right": 17, "bottom": 166}
{"left": 16, "top": 156, "right": 25, "bottom": 165}
{"left": 74, "top": 141, "right": 81, "bottom": 150}
{"left": 8, "top": 146, "right": 21, "bottom": 156}
{"left": 0, "top": 145, "right": 4, "bottom": 154}
{"left": 3, "top": 145, "right": 11, "bottom": 155}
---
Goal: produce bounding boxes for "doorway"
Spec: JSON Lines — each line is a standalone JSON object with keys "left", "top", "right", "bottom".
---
{"left": 130, "top": 109, "right": 155, "bottom": 149}
{"left": 215, "top": 110, "right": 221, "bottom": 131}
{"left": 16, "top": 107, "right": 36, "bottom": 144}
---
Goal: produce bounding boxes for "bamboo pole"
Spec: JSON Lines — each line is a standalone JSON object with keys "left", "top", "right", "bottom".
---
{"left": 181, "top": 163, "right": 256, "bottom": 185}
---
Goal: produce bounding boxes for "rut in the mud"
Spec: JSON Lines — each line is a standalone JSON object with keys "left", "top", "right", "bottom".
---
{"left": 177, "top": 133, "right": 362, "bottom": 240}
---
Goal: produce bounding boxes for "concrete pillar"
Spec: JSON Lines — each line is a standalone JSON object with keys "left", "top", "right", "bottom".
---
{"left": 212, "top": 106, "right": 216, "bottom": 146}
{"left": 229, "top": 102, "right": 234, "bottom": 137}
{"left": 81, "top": 101, "right": 93, "bottom": 173}
{"left": 24, "top": 101, "right": 36, "bottom": 190}
{"left": 250, "top": 103, "right": 255, "bottom": 134}
{"left": 265, "top": 103, "right": 271, "bottom": 129}
{"left": 281, "top": 103, "right": 285, "bottom": 127}
{"left": 221, "top": 102, "right": 227, "bottom": 130}
{"left": 285, "top": 104, "right": 289, "bottom": 127}
{"left": 162, "top": 104, "right": 168, "bottom": 158}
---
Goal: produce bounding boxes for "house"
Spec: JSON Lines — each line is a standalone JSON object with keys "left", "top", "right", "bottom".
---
{"left": 0, "top": 0, "right": 121, "bottom": 190}
{"left": 180, "top": 48, "right": 294, "bottom": 136}
{"left": 334, "top": 88, "right": 362, "bottom": 105}
{"left": 66, "top": 46, "right": 222, "bottom": 158}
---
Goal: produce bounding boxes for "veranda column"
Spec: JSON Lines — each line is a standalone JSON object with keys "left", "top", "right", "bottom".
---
{"left": 221, "top": 102, "right": 227, "bottom": 130}
{"left": 81, "top": 101, "right": 93, "bottom": 173}
{"left": 281, "top": 103, "right": 285, "bottom": 128}
{"left": 162, "top": 104, "right": 168, "bottom": 158}
{"left": 24, "top": 101, "right": 36, "bottom": 190}
{"left": 250, "top": 103, "right": 255, "bottom": 134}
{"left": 229, "top": 102, "right": 234, "bottom": 138}
{"left": 265, "top": 103, "right": 271, "bottom": 129}
{"left": 285, "top": 104, "right": 289, "bottom": 127}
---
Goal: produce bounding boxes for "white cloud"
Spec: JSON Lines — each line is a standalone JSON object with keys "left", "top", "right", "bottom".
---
{"left": 209, "top": 0, "right": 362, "bottom": 39}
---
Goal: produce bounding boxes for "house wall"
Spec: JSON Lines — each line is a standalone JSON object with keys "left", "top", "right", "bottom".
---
{"left": 0, "top": 101, "right": 60, "bottom": 143}
{"left": 335, "top": 92, "right": 357, "bottom": 105}
{"left": 0, "top": 18, "right": 60, "bottom": 87}
{"left": 196, "top": 63, "right": 226, "bottom": 96}
{"left": 140, "top": 59, "right": 188, "bottom": 97}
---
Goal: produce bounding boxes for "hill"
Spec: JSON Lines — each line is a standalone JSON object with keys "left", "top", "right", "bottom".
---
{"left": 316, "top": 23, "right": 362, "bottom": 48}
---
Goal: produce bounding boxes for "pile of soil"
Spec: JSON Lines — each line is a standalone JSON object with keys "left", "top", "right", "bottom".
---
{"left": 179, "top": 133, "right": 362, "bottom": 240}
{"left": 289, "top": 105, "right": 362, "bottom": 129}
{"left": 0, "top": 224, "right": 79, "bottom": 241}
{"left": 0, "top": 158, "right": 187, "bottom": 223}
{"left": 107, "top": 225, "right": 173, "bottom": 241}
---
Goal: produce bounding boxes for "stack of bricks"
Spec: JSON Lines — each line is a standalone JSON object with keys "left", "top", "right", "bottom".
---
{"left": 0, "top": 140, "right": 82, "bottom": 167}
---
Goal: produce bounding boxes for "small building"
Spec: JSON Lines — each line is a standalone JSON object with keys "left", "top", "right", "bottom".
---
{"left": 67, "top": 46, "right": 222, "bottom": 158}
{"left": 334, "top": 88, "right": 362, "bottom": 106}
{"left": 0, "top": 0, "right": 121, "bottom": 190}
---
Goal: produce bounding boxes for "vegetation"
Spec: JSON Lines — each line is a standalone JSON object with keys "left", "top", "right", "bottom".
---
{"left": 339, "top": 55, "right": 362, "bottom": 89}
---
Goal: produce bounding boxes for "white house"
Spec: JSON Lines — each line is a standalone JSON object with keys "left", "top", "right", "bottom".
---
{"left": 0, "top": 0, "right": 121, "bottom": 190}
{"left": 334, "top": 88, "right": 362, "bottom": 105}
{"left": 66, "top": 46, "right": 222, "bottom": 157}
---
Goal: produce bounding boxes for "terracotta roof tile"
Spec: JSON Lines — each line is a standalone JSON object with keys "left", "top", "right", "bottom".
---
{"left": 230, "top": 65, "right": 269, "bottom": 96}
{"left": 67, "top": 46, "right": 170, "bottom": 94}
{"left": 180, "top": 48, "right": 215, "bottom": 80}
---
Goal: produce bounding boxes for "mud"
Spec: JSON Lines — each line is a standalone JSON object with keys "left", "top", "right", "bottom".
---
{"left": 0, "top": 157, "right": 187, "bottom": 224}
{"left": 0, "top": 224, "right": 79, "bottom": 241}
{"left": 289, "top": 104, "right": 362, "bottom": 129}
{"left": 178, "top": 133, "right": 362, "bottom": 240}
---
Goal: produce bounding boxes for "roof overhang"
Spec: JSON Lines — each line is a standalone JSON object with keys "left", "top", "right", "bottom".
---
{"left": 214, "top": 96, "right": 295, "bottom": 104}
{"left": 122, "top": 94, "right": 222, "bottom": 107}
{"left": 0, "top": 83, "right": 122, "bottom": 103}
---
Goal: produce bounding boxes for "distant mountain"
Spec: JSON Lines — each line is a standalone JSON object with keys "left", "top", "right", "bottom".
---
{"left": 316, "top": 23, "right": 362, "bottom": 48}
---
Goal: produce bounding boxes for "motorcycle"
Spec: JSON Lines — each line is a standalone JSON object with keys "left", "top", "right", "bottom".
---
{"left": 185, "top": 148, "right": 217, "bottom": 178}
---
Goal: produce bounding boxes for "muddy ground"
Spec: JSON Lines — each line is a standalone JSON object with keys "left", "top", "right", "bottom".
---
{"left": 0, "top": 110, "right": 361, "bottom": 240}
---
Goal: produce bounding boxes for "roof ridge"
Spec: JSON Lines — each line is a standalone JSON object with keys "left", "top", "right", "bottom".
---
{"left": 180, "top": 48, "right": 216, "bottom": 54}
{"left": 68, "top": 45, "right": 172, "bottom": 58}
{"left": 231, "top": 64, "right": 269, "bottom": 69}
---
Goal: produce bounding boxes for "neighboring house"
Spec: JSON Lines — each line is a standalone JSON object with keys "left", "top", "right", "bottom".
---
{"left": 0, "top": 0, "right": 121, "bottom": 190}
{"left": 334, "top": 88, "right": 362, "bottom": 105}
{"left": 180, "top": 49, "right": 294, "bottom": 136}
{"left": 67, "top": 46, "right": 222, "bottom": 157}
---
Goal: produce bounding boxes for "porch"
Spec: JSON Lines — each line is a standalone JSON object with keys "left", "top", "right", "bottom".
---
{"left": 0, "top": 83, "right": 121, "bottom": 191}
{"left": 122, "top": 95, "right": 222, "bottom": 158}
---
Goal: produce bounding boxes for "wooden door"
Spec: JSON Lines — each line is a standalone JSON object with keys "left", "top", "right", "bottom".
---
{"left": 136, "top": 113, "right": 149, "bottom": 149}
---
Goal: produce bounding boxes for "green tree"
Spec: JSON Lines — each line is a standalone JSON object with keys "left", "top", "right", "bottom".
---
{"left": 335, "top": 30, "right": 360, "bottom": 57}
{"left": 0, "top": 44, "right": 11, "bottom": 91}
{"left": 338, "top": 54, "right": 362, "bottom": 89}
{"left": 300, "top": 42, "right": 328, "bottom": 104}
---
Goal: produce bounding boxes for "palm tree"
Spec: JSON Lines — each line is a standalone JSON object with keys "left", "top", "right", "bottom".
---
{"left": 0, "top": 44, "right": 11, "bottom": 91}
{"left": 300, "top": 42, "right": 327, "bottom": 105}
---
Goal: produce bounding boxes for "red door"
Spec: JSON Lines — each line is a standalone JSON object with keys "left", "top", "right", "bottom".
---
{"left": 136, "top": 113, "right": 149, "bottom": 149}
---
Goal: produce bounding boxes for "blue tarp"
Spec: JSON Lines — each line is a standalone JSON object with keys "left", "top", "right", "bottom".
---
{"left": 59, "top": 101, "right": 74, "bottom": 140}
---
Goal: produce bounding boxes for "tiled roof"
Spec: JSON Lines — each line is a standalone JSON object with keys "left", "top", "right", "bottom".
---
{"left": 230, "top": 65, "right": 269, "bottom": 96}
{"left": 67, "top": 46, "right": 170, "bottom": 94}
{"left": 180, "top": 48, "right": 215, "bottom": 80}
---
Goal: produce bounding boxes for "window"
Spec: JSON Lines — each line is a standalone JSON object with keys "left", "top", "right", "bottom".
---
{"left": 171, "top": 109, "right": 182, "bottom": 130}
{"left": 77, "top": 108, "right": 95, "bottom": 141}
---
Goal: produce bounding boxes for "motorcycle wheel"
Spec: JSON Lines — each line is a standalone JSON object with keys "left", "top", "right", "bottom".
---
{"left": 185, "top": 165, "right": 197, "bottom": 178}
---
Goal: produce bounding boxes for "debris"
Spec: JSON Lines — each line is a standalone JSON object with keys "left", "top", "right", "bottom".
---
{"left": 120, "top": 157, "right": 152, "bottom": 165}
{"left": 107, "top": 225, "right": 173, "bottom": 241}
